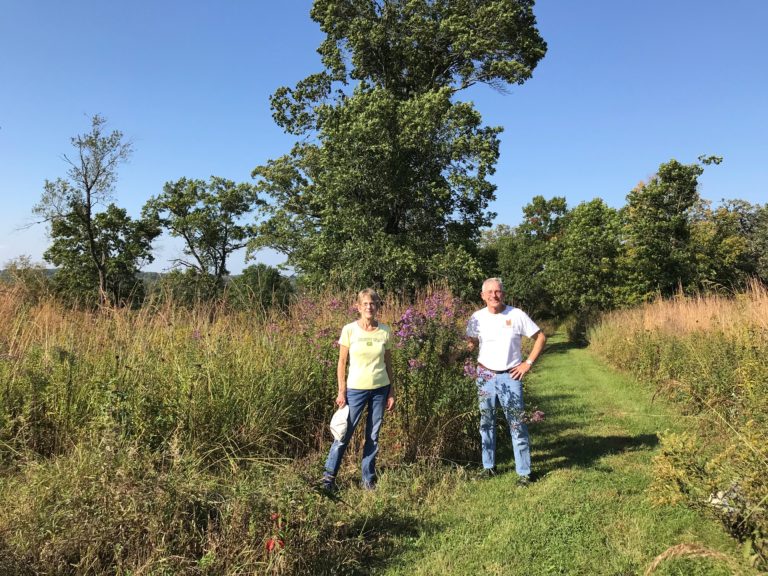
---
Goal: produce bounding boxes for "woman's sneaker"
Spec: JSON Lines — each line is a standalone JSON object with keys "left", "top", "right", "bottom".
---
{"left": 321, "top": 474, "right": 336, "bottom": 493}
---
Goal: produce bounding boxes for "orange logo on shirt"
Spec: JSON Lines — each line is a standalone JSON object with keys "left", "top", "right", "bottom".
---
{"left": 506, "top": 319, "right": 511, "bottom": 326}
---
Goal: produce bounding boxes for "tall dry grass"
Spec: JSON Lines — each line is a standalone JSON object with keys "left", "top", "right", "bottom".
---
{"left": 599, "top": 279, "right": 768, "bottom": 336}
{"left": 0, "top": 284, "right": 478, "bottom": 574}
{"left": 589, "top": 281, "right": 768, "bottom": 570}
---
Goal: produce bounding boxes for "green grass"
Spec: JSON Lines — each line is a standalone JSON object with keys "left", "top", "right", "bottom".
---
{"left": 374, "top": 334, "right": 754, "bottom": 576}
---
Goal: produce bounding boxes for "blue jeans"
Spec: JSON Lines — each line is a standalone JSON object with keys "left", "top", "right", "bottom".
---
{"left": 324, "top": 385, "right": 390, "bottom": 485}
{"left": 477, "top": 372, "right": 531, "bottom": 476}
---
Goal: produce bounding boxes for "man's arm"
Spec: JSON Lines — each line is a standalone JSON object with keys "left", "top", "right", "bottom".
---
{"left": 509, "top": 330, "right": 547, "bottom": 380}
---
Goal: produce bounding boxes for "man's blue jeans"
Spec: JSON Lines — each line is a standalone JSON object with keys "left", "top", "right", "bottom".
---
{"left": 477, "top": 371, "right": 531, "bottom": 476}
{"left": 324, "top": 385, "right": 390, "bottom": 486}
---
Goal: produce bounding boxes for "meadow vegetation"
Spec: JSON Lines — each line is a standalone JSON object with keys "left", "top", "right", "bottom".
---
{"left": 0, "top": 277, "right": 764, "bottom": 574}
{"left": 589, "top": 281, "right": 768, "bottom": 570}
{"left": 0, "top": 284, "right": 478, "bottom": 574}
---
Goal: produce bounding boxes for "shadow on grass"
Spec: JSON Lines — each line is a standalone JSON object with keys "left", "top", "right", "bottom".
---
{"left": 323, "top": 510, "right": 436, "bottom": 576}
{"left": 494, "top": 432, "right": 659, "bottom": 479}
{"left": 533, "top": 432, "right": 660, "bottom": 476}
{"left": 492, "top": 390, "right": 658, "bottom": 477}
{"left": 540, "top": 340, "right": 587, "bottom": 355}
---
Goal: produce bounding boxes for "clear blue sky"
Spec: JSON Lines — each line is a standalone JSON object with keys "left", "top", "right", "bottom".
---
{"left": 2, "top": 0, "right": 766, "bottom": 273}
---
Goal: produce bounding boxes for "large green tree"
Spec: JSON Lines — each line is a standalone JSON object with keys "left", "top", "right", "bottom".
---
{"left": 688, "top": 199, "right": 757, "bottom": 290}
{"left": 143, "top": 177, "right": 261, "bottom": 290}
{"left": 492, "top": 195, "right": 567, "bottom": 316}
{"left": 621, "top": 159, "right": 709, "bottom": 302}
{"left": 44, "top": 204, "right": 159, "bottom": 306}
{"left": 252, "top": 0, "right": 546, "bottom": 293}
{"left": 545, "top": 198, "right": 622, "bottom": 314}
{"left": 33, "top": 115, "right": 160, "bottom": 306}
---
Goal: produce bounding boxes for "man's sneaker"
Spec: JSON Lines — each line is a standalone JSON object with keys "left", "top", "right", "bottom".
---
{"left": 516, "top": 475, "right": 531, "bottom": 487}
{"left": 361, "top": 480, "right": 377, "bottom": 491}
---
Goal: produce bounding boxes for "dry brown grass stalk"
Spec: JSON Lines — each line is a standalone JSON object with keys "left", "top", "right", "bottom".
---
{"left": 643, "top": 543, "right": 745, "bottom": 575}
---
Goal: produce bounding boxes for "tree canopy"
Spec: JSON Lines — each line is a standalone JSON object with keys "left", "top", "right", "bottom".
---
{"left": 481, "top": 156, "right": 767, "bottom": 321}
{"left": 252, "top": 0, "right": 547, "bottom": 293}
{"left": 492, "top": 195, "right": 566, "bottom": 317}
{"left": 143, "top": 176, "right": 261, "bottom": 287}
{"left": 33, "top": 115, "right": 160, "bottom": 306}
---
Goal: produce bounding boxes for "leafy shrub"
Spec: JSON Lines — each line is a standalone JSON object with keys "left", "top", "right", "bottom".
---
{"left": 0, "top": 256, "right": 52, "bottom": 306}
{"left": 225, "top": 264, "right": 294, "bottom": 311}
{"left": 389, "top": 290, "right": 478, "bottom": 463}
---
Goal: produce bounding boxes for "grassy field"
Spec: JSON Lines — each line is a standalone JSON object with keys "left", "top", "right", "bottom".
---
{"left": 0, "top": 285, "right": 761, "bottom": 574}
{"left": 377, "top": 334, "right": 755, "bottom": 576}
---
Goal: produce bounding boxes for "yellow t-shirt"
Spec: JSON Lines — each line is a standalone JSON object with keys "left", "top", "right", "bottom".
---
{"left": 339, "top": 321, "right": 391, "bottom": 390}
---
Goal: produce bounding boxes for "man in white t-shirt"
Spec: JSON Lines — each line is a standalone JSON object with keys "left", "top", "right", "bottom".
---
{"left": 466, "top": 277, "right": 547, "bottom": 484}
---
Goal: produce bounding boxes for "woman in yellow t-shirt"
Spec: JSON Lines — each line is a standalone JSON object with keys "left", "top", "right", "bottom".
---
{"left": 322, "top": 288, "right": 395, "bottom": 491}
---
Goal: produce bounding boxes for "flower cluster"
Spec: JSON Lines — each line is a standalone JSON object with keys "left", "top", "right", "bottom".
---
{"left": 265, "top": 537, "right": 284, "bottom": 552}
{"left": 408, "top": 358, "right": 425, "bottom": 371}
{"left": 463, "top": 359, "right": 478, "bottom": 379}
{"left": 464, "top": 361, "right": 494, "bottom": 381}
{"left": 395, "top": 306, "right": 426, "bottom": 346}
{"left": 315, "top": 327, "right": 332, "bottom": 339}
{"left": 423, "top": 292, "right": 458, "bottom": 320}
{"left": 526, "top": 409, "right": 545, "bottom": 424}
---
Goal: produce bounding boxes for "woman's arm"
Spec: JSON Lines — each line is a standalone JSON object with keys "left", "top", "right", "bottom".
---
{"left": 336, "top": 344, "right": 349, "bottom": 407}
{"left": 384, "top": 349, "right": 395, "bottom": 411}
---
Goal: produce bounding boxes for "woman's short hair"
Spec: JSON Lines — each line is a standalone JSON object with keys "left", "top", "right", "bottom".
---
{"left": 357, "top": 287, "right": 381, "bottom": 304}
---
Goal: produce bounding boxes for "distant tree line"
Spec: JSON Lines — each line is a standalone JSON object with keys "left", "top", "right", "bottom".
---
{"left": 479, "top": 156, "right": 768, "bottom": 324}
{"left": 18, "top": 114, "right": 291, "bottom": 310}
{"left": 10, "top": 112, "right": 765, "bottom": 319}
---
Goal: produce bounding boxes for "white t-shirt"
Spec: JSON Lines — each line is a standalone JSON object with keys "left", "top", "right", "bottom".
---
{"left": 466, "top": 305, "right": 540, "bottom": 371}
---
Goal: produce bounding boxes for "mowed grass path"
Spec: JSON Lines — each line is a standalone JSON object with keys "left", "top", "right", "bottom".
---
{"left": 378, "top": 335, "right": 751, "bottom": 576}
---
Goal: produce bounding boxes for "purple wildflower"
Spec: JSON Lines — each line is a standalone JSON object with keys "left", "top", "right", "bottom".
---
{"left": 477, "top": 366, "right": 494, "bottom": 380}
{"left": 408, "top": 358, "right": 425, "bottom": 371}
{"left": 316, "top": 327, "right": 332, "bottom": 338}
{"left": 395, "top": 307, "right": 426, "bottom": 347}
{"left": 424, "top": 295, "right": 440, "bottom": 319}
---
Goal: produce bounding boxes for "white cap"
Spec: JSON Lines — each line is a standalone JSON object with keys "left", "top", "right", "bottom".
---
{"left": 329, "top": 405, "right": 350, "bottom": 441}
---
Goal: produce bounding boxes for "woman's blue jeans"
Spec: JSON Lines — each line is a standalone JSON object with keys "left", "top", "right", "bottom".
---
{"left": 477, "top": 372, "right": 531, "bottom": 476}
{"left": 324, "top": 385, "right": 390, "bottom": 486}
